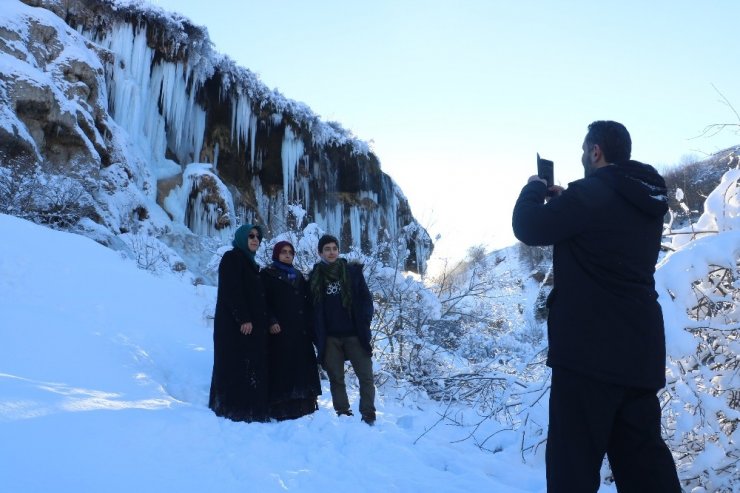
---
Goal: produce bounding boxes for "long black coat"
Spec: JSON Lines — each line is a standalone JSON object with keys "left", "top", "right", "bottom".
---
{"left": 209, "top": 248, "right": 269, "bottom": 422}
{"left": 309, "top": 261, "right": 374, "bottom": 364}
{"left": 512, "top": 161, "right": 668, "bottom": 389}
{"left": 260, "top": 265, "right": 321, "bottom": 407}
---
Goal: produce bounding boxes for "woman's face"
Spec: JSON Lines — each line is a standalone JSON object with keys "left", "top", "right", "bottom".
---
{"left": 247, "top": 228, "right": 261, "bottom": 253}
{"left": 278, "top": 246, "right": 295, "bottom": 265}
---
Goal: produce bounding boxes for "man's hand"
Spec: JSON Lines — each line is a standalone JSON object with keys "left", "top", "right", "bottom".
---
{"left": 269, "top": 323, "right": 281, "bottom": 335}
{"left": 528, "top": 175, "right": 564, "bottom": 201}
{"left": 240, "top": 322, "right": 253, "bottom": 335}
{"left": 548, "top": 185, "right": 565, "bottom": 198}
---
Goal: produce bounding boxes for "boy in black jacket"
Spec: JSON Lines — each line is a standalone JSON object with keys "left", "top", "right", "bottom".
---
{"left": 309, "top": 234, "right": 376, "bottom": 425}
{"left": 513, "top": 121, "right": 680, "bottom": 492}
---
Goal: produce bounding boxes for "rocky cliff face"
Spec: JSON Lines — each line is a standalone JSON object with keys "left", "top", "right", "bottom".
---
{"left": 1, "top": 0, "right": 432, "bottom": 278}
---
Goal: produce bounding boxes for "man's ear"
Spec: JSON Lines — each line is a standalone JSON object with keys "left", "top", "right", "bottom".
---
{"left": 591, "top": 144, "right": 605, "bottom": 164}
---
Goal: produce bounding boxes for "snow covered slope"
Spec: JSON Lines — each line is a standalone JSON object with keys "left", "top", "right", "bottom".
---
{"left": 0, "top": 213, "right": 545, "bottom": 492}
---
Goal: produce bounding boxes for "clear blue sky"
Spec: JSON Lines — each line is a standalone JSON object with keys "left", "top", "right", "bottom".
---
{"left": 151, "top": 0, "right": 740, "bottom": 262}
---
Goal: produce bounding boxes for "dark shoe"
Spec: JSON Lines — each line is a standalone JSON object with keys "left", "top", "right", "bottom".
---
{"left": 336, "top": 409, "right": 354, "bottom": 417}
{"left": 361, "top": 412, "right": 376, "bottom": 425}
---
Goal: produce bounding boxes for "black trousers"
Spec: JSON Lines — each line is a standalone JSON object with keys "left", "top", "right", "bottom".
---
{"left": 546, "top": 367, "right": 681, "bottom": 493}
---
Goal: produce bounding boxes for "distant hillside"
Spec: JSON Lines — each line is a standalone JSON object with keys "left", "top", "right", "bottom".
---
{"left": 663, "top": 145, "right": 740, "bottom": 218}
{"left": 474, "top": 146, "right": 740, "bottom": 351}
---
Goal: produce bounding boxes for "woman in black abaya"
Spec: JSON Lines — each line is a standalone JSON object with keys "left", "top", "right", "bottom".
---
{"left": 261, "top": 241, "right": 321, "bottom": 420}
{"left": 209, "top": 224, "right": 270, "bottom": 422}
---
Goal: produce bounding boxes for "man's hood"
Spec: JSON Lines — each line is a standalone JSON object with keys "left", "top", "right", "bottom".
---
{"left": 594, "top": 160, "right": 669, "bottom": 218}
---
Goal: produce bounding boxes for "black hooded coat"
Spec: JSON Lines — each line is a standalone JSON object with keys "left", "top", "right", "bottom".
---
{"left": 512, "top": 161, "right": 669, "bottom": 389}
{"left": 260, "top": 265, "right": 321, "bottom": 418}
{"left": 209, "top": 248, "right": 270, "bottom": 422}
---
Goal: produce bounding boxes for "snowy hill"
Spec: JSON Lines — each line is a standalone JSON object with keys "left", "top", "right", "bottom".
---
{"left": 0, "top": 213, "right": 548, "bottom": 493}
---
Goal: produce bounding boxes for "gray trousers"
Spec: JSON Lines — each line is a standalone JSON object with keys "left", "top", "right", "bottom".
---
{"left": 323, "top": 335, "right": 376, "bottom": 415}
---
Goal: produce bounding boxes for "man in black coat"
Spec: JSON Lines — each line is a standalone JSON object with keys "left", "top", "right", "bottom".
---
{"left": 309, "top": 234, "right": 376, "bottom": 425}
{"left": 512, "top": 121, "right": 681, "bottom": 492}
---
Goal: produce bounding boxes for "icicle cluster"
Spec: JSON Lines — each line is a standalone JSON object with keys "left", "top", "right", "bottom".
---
{"left": 62, "top": 0, "right": 432, "bottom": 271}
{"left": 99, "top": 24, "right": 207, "bottom": 171}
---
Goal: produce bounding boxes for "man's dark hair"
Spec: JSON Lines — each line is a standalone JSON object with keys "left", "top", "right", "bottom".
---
{"left": 318, "top": 234, "right": 340, "bottom": 253}
{"left": 585, "top": 121, "right": 631, "bottom": 163}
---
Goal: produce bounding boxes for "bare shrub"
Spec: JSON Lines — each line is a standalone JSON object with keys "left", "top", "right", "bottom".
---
{"left": 0, "top": 160, "right": 97, "bottom": 229}
{"left": 122, "top": 234, "right": 172, "bottom": 273}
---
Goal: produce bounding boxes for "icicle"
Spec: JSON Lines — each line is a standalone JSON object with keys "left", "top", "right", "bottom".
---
{"left": 364, "top": 213, "right": 380, "bottom": 252}
{"left": 251, "top": 175, "right": 270, "bottom": 213}
{"left": 314, "top": 203, "right": 343, "bottom": 240}
{"left": 230, "top": 91, "right": 251, "bottom": 156}
{"left": 349, "top": 206, "right": 362, "bottom": 250}
{"left": 358, "top": 190, "right": 379, "bottom": 205}
{"left": 249, "top": 114, "right": 257, "bottom": 166}
{"left": 159, "top": 62, "right": 206, "bottom": 163}
{"left": 164, "top": 164, "right": 235, "bottom": 241}
{"left": 228, "top": 90, "right": 260, "bottom": 168}
{"left": 102, "top": 24, "right": 166, "bottom": 165}
{"left": 281, "top": 126, "right": 305, "bottom": 203}
{"left": 97, "top": 24, "right": 207, "bottom": 169}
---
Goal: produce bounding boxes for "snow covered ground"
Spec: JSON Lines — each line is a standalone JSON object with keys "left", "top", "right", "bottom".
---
{"left": 2, "top": 165, "right": 738, "bottom": 492}
{"left": 0, "top": 213, "right": 551, "bottom": 493}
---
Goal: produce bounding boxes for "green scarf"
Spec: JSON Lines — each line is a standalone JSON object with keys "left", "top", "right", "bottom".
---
{"left": 311, "top": 258, "right": 352, "bottom": 312}
{"left": 232, "top": 223, "right": 263, "bottom": 267}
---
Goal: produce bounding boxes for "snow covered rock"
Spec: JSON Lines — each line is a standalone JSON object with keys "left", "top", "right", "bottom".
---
{"left": 1, "top": 0, "right": 432, "bottom": 276}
